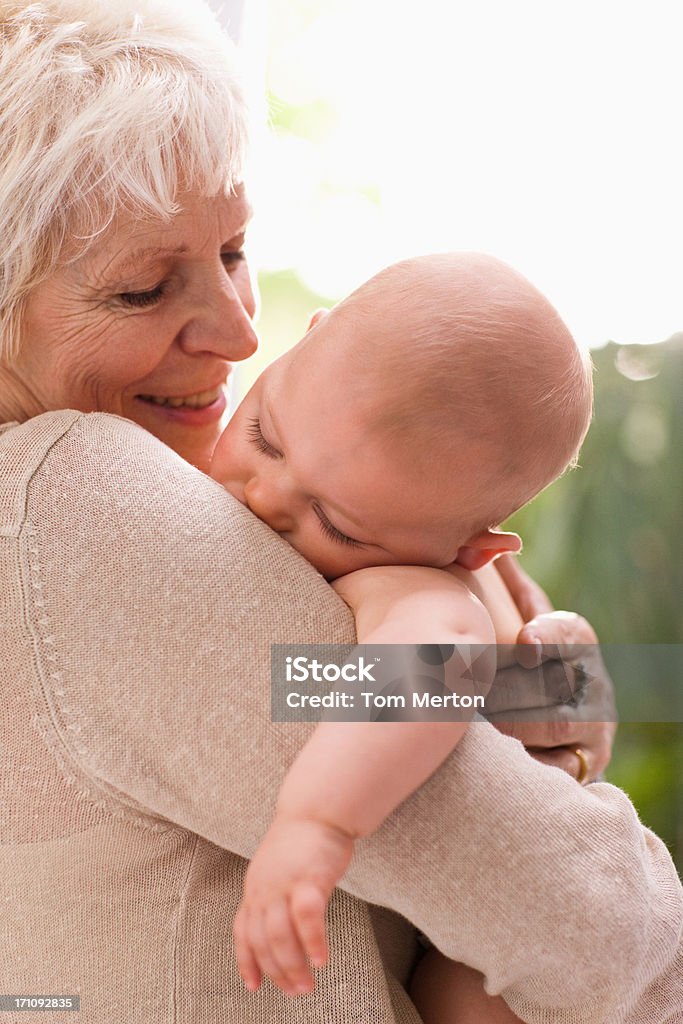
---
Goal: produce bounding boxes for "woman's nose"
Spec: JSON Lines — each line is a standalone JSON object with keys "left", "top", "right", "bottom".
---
{"left": 244, "top": 476, "right": 296, "bottom": 534}
{"left": 179, "top": 269, "right": 259, "bottom": 362}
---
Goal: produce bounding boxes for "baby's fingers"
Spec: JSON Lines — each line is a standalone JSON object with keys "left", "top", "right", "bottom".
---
{"left": 291, "top": 882, "right": 329, "bottom": 969}
{"left": 264, "top": 901, "right": 315, "bottom": 995}
{"left": 245, "top": 910, "right": 294, "bottom": 995}
{"left": 232, "top": 906, "right": 262, "bottom": 993}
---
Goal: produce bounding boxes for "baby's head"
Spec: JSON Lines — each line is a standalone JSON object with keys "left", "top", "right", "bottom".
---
{"left": 211, "top": 253, "right": 593, "bottom": 580}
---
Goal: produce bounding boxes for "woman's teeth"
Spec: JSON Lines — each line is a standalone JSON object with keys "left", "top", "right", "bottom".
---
{"left": 139, "top": 388, "right": 222, "bottom": 409}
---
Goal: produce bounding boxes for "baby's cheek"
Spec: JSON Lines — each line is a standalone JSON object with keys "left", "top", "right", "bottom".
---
{"left": 284, "top": 531, "right": 351, "bottom": 581}
{"left": 319, "top": 546, "right": 394, "bottom": 582}
{"left": 209, "top": 424, "right": 243, "bottom": 482}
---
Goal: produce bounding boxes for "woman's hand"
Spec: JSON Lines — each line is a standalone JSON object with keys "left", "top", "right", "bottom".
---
{"left": 489, "top": 555, "right": 617, "bottom": 782}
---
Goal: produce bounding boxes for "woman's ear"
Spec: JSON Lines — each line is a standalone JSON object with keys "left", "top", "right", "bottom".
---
{"left": 454, "top": 529, "right": 522, "bottom": 571}
{"left": 306, "top": 308, "right": 329, "bottom": 332}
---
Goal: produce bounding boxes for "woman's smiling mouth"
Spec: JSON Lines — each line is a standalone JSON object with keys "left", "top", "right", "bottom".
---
{"left": 135, "top": 385, "right": 228, "bottom": 424}
{"left": 137, "top": 386, "right": 224, "bottom": 409}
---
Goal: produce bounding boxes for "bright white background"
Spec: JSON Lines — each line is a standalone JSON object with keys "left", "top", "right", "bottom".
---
{"left": 228, "top": 0, "right": 682, "bottom": 355}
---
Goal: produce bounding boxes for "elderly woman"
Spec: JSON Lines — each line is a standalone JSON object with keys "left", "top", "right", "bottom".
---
{"left": 0, "top": 2, "right": 680, "bottom": 1023}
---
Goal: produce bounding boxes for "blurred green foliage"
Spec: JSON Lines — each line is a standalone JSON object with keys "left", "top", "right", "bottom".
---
{"left": 256, "top": 272, "right": 682, "bottom": 873}
{"left": 507, "top": 338, "right": 683, "bottom": 644}
{"left": 507, "top": 337, "right": 682, "bottom": 873}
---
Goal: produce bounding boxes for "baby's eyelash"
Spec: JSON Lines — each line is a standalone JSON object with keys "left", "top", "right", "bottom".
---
{"left": 246, "top": 417, "right": 282, "bottom": 459}
{"left": 312, "top": 502, "right": 362, "bottom": 549}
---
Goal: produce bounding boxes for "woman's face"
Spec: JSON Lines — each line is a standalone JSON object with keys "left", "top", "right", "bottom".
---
{"left": 11, "top": 188, "right": 257, "bottom": 471}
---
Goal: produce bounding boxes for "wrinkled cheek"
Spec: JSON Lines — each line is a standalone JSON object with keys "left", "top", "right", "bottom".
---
{"left": 58, "top": 361, "right": 125, "bottom": 415}
{"left": 40, "top": 330, "right": 124, "bottom": 413}
{"left": 12, "top": 340, "right": 99, "bottom": 415}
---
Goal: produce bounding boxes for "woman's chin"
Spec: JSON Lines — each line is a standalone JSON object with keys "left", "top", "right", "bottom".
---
{"left": 124, "top": 395, "right": 227, "bottom": 472}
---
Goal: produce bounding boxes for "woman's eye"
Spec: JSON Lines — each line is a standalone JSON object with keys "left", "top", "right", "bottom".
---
{"left": 312, "top": 502, "right": 362, "bottom": 549}
{"left": 222, "top": 250, "right": 246, "bottom": 271}
{"left": 246, "top": 417, "right": 282, "bottom": 459}
{"left": 118, "top": 285, "right": 165, "bottom": 308}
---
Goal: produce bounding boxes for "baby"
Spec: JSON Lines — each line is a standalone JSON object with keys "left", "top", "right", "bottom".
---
{"left": 210, "top": 252, "right": 593, "bottom": 1021}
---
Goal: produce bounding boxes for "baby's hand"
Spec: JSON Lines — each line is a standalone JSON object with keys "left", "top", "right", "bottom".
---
{"left": 233, "top": 816, "right": 354, "bottom": 997}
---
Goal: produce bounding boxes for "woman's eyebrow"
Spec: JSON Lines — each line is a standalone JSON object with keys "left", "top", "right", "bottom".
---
{"left": 101, "top": 219, "right": 251, "bottom": 281}
{"left": 105, "top": 245, "right": 190, "bottom": 279}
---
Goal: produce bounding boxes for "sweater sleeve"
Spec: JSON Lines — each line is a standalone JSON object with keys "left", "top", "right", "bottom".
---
{"left": 20, "top": 412, "right": 683, "bottom": 1024}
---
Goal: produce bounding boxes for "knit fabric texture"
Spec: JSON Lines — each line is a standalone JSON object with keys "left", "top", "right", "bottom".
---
{"left": 1, "top": 411, "right": 681, "bottom": 1023}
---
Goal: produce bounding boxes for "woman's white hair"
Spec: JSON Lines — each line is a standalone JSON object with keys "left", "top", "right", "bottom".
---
{"left": 0, "top": 0, "right": 249, "bottom": 357}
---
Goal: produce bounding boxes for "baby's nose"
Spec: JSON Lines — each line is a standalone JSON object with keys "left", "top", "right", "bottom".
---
{"left": 244, "top": 477, "right": 296, "bottom": 534}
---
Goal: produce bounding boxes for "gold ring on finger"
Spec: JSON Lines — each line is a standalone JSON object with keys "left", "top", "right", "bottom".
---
{"left": 572, "top": 747, "right": 589, "bottom": 785}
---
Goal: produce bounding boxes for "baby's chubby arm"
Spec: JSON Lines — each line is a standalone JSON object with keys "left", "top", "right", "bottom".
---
{"left": 326, "top": 565, "right": 497, "bottom": 831}
{"left": 233, "top": 566, "right": 496, "bottom": 997}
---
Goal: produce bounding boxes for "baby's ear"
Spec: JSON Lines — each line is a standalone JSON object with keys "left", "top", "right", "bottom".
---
{"left": 306, "top": 308, "right": 329, "bottom": 332}
{"left": 454, "top": 529, "right": 522, "bottom": 571}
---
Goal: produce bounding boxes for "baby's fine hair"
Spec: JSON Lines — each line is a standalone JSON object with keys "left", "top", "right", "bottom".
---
{"left": 332, "top": 253, "right": 593, "bottom": 537}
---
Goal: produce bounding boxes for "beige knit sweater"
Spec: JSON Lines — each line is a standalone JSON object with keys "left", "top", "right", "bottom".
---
{"left": 1, "top": 410, "right": 681, "bottom": 1024}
